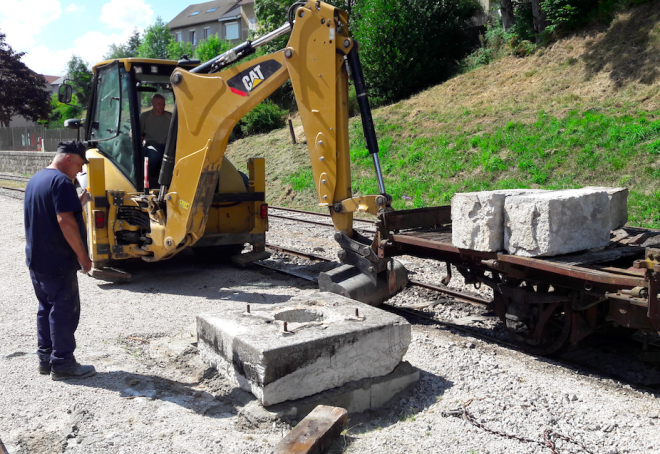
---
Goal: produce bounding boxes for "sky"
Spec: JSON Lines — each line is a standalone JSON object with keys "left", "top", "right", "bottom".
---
{"left": 1, "top": 0, "right": 189, "bottom": 76}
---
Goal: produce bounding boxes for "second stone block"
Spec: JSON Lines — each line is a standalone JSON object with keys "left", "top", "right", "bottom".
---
{"left": 504, "top": 188, "right": 611, "bottom": 257}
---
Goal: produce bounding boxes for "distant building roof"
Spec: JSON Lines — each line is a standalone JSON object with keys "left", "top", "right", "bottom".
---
{"left": 219, "top": 5, "right": 241, "bottom": 22}
{"left": 42, "top": 75, "right": 61, "bottom": 84}
{"left": 167, "top": 0, "right": 240, "bottom": 29}
{"left": 237, "top": 0, "right": 254, "bottom": 5}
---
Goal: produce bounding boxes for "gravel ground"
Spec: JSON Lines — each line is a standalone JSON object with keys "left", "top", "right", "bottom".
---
{"left": 2, "top": 195, "right": 659, "bottom": 454}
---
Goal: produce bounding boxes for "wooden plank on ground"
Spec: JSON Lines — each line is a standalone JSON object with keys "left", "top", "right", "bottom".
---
{"left": 272, "top": 405, "right": 348, "bottom": 454}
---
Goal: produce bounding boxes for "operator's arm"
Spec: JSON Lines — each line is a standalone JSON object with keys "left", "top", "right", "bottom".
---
{"left": 140, "top": 111, "right": 148, "bottom": 141}
{"left": 57, "top": 212, "right": 92, "bottom": 273}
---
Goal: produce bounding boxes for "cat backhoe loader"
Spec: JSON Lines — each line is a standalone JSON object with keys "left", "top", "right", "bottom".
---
{"left": 59, "top": 0, "right": 407, "bottom": 303}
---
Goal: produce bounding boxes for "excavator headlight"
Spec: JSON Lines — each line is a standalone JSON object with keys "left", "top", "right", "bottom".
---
{"left": 259, "top": 204, "right": 268, "bottom": 220}
{"left": 94, "top": 210, "right": 106, "bottom": 229}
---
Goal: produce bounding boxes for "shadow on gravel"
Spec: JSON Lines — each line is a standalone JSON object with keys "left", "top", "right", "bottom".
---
{"left": 93, "top": 250, "right": 310, "bottom": 303}
{"left": 335, "top": 370, "right": 454, "bottom": 453}
{"left": 67, "top": 369, "right": 256, "bottom": 419}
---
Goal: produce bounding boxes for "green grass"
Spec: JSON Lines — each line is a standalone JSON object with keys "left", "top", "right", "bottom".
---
{"left": 285, "top": 108, "right": 660, "bottom": 227}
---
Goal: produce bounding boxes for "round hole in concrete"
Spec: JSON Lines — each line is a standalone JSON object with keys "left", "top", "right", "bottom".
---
{"left": 274, "top": 308, "right": 324, "bottom": 323}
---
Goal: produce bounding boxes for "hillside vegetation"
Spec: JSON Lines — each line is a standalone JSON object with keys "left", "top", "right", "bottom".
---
{"left": 226, "top": 2, "right": 660, "bottom": 227}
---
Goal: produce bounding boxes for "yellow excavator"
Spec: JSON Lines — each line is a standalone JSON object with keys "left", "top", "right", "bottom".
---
{"left": 59, "top": 0, "right": 407, "bottom": 303}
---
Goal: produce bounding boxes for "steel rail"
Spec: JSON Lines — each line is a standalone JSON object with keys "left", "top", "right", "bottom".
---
{"left": 268, "top": 213, "right": 376, "bottom": 233}
{"left": 264, "top": 243, "right": 491, "bottom": 306}
{"left": 0, "top": 186, "right": 26, "bottom": 192}
{"left": 0, "top": 174, "right": 30, "bottom": 182}
{"left": 409, "top": 279, "right": 491, "bottom": 306}
{"left": 269, "top": 206, "right": 376, "bottom": 225}
{"left": 265, "top": 243, "right": 331, "bottom": 262}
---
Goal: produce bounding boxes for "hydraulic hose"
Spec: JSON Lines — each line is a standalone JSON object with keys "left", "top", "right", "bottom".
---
{"left": 346, "top": 43, "right": 387, "bottom": 195}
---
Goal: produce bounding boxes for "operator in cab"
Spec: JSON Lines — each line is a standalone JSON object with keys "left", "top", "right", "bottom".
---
{"left": 140, "top": 94, "right": 172, "bottom": 177}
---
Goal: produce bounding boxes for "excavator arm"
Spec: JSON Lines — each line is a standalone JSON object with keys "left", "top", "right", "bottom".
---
{"left": 140, "top": 1, "right": 404, "bottom": 295}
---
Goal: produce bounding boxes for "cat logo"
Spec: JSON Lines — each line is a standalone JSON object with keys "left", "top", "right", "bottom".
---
{"left": 227, "top": 60, "right": 282, "bottom": 97}
{"left": 242, "top": 65, "right": 264, "bottom": 92}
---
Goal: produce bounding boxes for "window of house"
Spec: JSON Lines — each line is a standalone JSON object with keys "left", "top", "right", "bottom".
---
{"left": 175, "top": 31, "right": 182, "bottom": 42}
{"left": 204, "top": 27, "right": 210, "bottom": 39}
{"left": 189, "top": 10, "right": 200, "bottom": 16}
{"left": 207, "top": 7, "right": 218, "bottom": 12}
{"left": 189, "top": 30, "right": 196, "bottom": 45}
{"left": 248, "top": 17, "right": 257, "bottom": 31}
{"left": 225, "top": 22, "right": 239, "bottom": 40}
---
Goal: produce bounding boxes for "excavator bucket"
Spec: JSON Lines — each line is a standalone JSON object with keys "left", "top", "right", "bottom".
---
{"left": 318, "top": 259, "right": 408, "bottom": 306}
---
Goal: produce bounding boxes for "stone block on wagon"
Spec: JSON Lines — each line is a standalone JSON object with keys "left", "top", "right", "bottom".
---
{"left": 451, "top": 189, "right": 545, "bottom": 252}
{"left": 504, "top": 188, "right": 612, "bottom": 257}
{"left": 196, "top": 292, "right": 411, "bottom": 406}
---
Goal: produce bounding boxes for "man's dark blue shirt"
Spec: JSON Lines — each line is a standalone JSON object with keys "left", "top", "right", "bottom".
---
{"left": 24, "top": 168, "right": 87, "bottom": 274}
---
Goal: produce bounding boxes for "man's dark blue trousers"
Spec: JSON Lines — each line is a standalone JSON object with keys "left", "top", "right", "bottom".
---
{"left": 30, "top": 269, "right": 80, "bottom": 370}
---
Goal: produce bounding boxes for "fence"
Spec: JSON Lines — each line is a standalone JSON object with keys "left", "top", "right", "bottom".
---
{"left": 0, "top": 126, "right": 79, "bottom": 152}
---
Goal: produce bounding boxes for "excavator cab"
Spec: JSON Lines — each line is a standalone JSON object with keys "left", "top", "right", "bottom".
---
{"left": 60, "top": 58, "right": 269, "bottom": 276}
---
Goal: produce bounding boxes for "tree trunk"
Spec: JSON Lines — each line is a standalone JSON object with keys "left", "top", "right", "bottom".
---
{"left": 500, "top": 0, "right": 515, "bottom": 32}
{"left": 530, "top": 0, "right": 547, "bottom": 42}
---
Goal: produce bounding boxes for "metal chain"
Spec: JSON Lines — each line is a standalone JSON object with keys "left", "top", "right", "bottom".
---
{"left": 442, "top": 403, "right": 595, "bottom": 454}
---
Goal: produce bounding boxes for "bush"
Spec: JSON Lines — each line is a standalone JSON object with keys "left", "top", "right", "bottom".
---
{"left": 235, "top": 99, "right": 287, "bottom": 137}
{"left": 194, "top": 34, "right": 232, "bottom": 62}
{"left": 353, "top": 0, "right": 481, "bottom": 105}
{"left": 39, "top": 94, "right": 82, "bottom": 128}
{"left": 462, "top": 18, "right": 516, "bottom": 71}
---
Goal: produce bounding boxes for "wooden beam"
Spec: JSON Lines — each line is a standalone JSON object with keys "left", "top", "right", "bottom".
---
{"left": 273, "top": 405, "right": 348, "bottom": 454}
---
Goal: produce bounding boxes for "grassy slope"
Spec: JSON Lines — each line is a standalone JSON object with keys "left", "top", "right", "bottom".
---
{"left": 226, "top": 3, "right": 660, "bottom": 226}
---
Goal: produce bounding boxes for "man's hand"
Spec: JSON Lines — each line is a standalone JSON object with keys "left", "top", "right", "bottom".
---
{"left": 79, "top": 189, "right": 92, "bottom": 207}
{"left": 57, "top": 211, "right": 91, "bottom": 274}
{"left": 78, "top": 254, "right": 93, "bottom": 274}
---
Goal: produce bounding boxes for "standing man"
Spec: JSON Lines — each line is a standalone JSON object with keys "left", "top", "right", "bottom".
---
{"left": 140, "top": 94, "right": 172, "bottom": 178}
{"left": 24, "top": 140, "right": 96, "bottom": 380}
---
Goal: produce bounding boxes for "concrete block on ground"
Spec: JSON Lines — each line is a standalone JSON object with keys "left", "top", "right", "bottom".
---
{"left": 451, "top": 189, "right": 545, "bottom": 251}
{"left": 262, "top": 361, "right": 419, "bottom": 419}
{"left": 197, "top": 292, "right": 411, "bottom": 406}
{"left": 504, "top": 188, "right": 611, "bottom": 257}
{"left": 273, "top": 405, "right": 348, "bottom": 454}
{"left": 584, "top": 186, "right": 628, "bottom": 230}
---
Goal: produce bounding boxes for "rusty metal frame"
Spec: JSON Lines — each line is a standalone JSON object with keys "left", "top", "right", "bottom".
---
{"left": 377, "top": 205, "right": 660, "bottom": 345}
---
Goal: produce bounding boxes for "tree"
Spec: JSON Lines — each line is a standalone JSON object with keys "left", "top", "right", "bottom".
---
{"left": 0, "top": 31, "right": 51, "bottom": 127}
{"left": 254, "top": 0, "right": 356, "bottom": 53}
{"left": 40, "top": 93, "right": 82, "bottom": 128}
{"left": 353, "top": 0, "right": 480, "bottom": 105}
{"left": 126, "top": 28, "right": 141, "bottom": 56}
{"left": 104, "top": 28, "right": 141, "bottom": 59}
{"left": 194, "top": 34, "right": 232, "bottom": 62}
{"left": 166, "top": 40, "right": 193, "bottom": 61}
{"left": 138, "top": 17, "right": 174, "bottom": 59}
{"left": 65, "top": 55, "right": 92, "bottom": 106}
{"left": 500, "top": 0, "right": 516, "bottom": 31}
{"left": 530, "top": 0, "right": 547, "bottom": 41}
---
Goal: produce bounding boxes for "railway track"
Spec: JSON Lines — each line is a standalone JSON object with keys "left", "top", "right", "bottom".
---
{"left": 268, "top": 206, "right": 376, "bottom": 234}
{"left": 0, "top": 186, "right": 25, "bottom": 201}
{"left": 0, "top": 173, "right": 30, "bottom": 183}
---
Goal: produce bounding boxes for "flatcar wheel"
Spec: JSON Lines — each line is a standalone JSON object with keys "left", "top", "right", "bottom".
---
{"left": 507, "top": 301, "right": 572, "bottom": 356}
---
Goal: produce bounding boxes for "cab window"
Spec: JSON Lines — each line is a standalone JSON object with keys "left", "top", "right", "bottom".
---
{"left": 90, "top": 63, "right": 136, "bottom": 183}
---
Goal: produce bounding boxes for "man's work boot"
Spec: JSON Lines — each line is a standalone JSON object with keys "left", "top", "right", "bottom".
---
{"left": 51, "top": 363, "right": 96, "bottom": 381}
{"left": 38, "top": 362, "right": 51, "bottom": 375}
